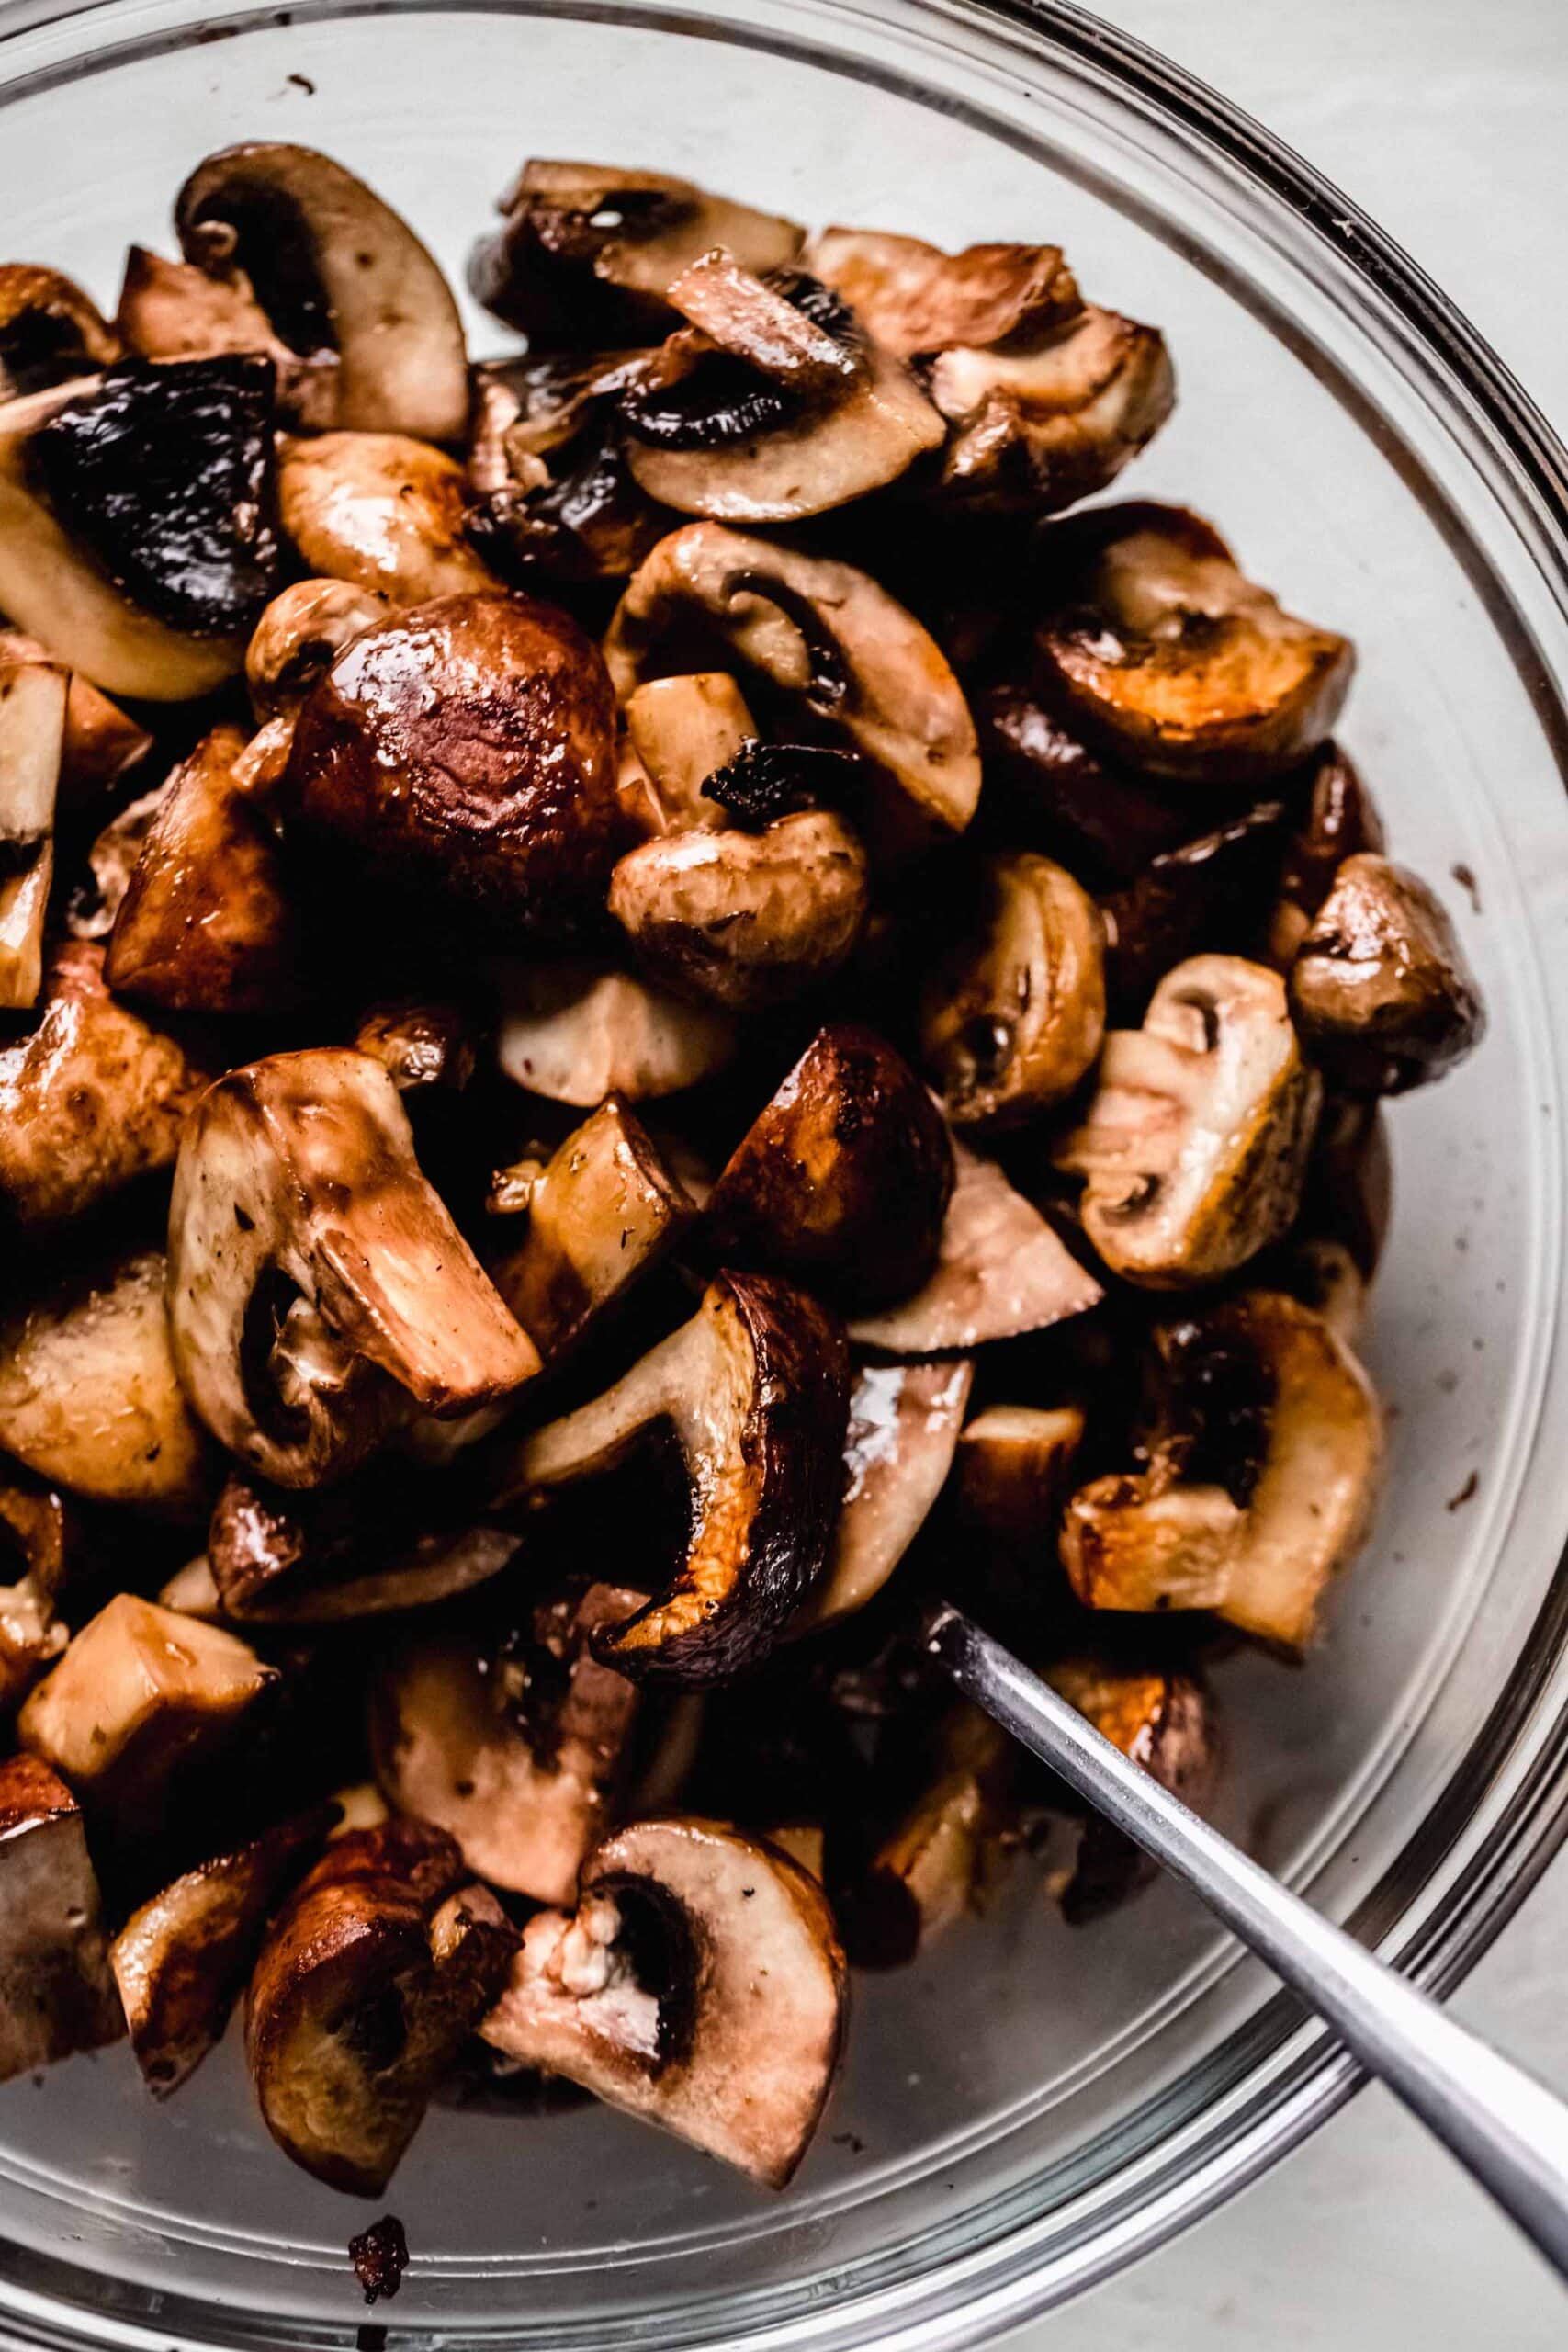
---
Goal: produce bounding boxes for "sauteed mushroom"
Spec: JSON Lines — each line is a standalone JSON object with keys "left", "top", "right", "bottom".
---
{"left": 114, "top": 245, "right": 336, "bottom": 428}
{"left": 0, "top": 1754, "right": 122, "bottom": 2083}
{"left": 1288, "top": 853, "right": 1484, "bottom": 1093}
{"left": 0, "top": 653, "right": 62, "bottom": 1007}
{"left": 0, "top": 266, "right": 120, "bottom": 401}
{"left": 495, "top": 957, "right": 739, "bottom": 1102}
{"left": 276, "top": 432, "right": 495, "bottom": 605}
{"left": 244, "top": 577, "right": 389, "bottom": 719}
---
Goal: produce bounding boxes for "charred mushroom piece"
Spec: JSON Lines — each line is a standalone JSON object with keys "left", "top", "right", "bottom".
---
{"left": 354, "top": 999, "right": 477, "bottom": 1097}
{"left": 1043, "top": 1659, "right": 1218, "bottom": 1922}
{"left": 1053, "top": 954, "right": 1320, "bottom": 1288}
{"left": 247, "top": 1821, "right": 515, "bottom": 2194}
{"left": 0, "top": 1476, "right": 69, "bottom": 1715}
{"left": 0, "top": 1753, "right": 122, "bottom": 2083}
{"left": 623, "top": 671, "right": 753, "bottom": 834}
{"left": 850, "top": 1140, "right": 1101, "bottom": 1355}
{"left": 1060, "top": 1290, "right": 1381, "bottom": 1650}
{"left": 286, "top": 592, "right": 618, "bottom": 937}
{"left": 469, "top": 161, "right": 802, "bottom": 346}
{"left": 609, "top": 808, "right": 868, "bottom": 1010}
{"left": 106, "top": 721, "right": 307, "bottom": 1015}
{"left": 504, "top": 1272, "right": 850, "bottom": 1683}
{"left": 797, "top": 1357, "right": 975, "bottom": 1629}
{"left": 481, "top": 1815, "right": 844, "bottom": 2186}
{"left": 703, "top": 1025, "right": 953, "bottom": 1310}
{"left": 919, "top": 852, "right": 1105, "bottom": 1128}
{"left": 1289, "top": 854, "right": 1485, "bottom": 1093}
{"left": 1033, "top": 503, "right": 1354, "bottom": 783}
{"left": 495, "top": 956, "right": 739, "bottom": 1103}
{"left": 370, "top": 1582, "right": 646, "bottom": 1902}
{"left": 19, "top": 1593, "right": 277, "bottom": 1835}
{"left": 0, "top": 627, "right": 151, "bottom": 803}
{"left": 489, "top": 1095, "right": 693, "bottom": 1362}
{"left": 114, "top": 245, "right": 337, "bottom": 429}
{"left": 0, "top": 266, "right": 120, "bottom": 400}
{"left": 110, "top": 1806, "right": 336, "bottom": 2095}
{"left": 175, "top": 143, "right": 468, "bottom": 442}
{"left": 605, "top": 525, "right": 982, "bottom": 836}
{"left": 167, "top": 1049, "right": 540, "bottom": 1488}
{"left": 0, "top": 938, "right": 209, "bottom": 1224}
{"left": 0, "top": 1248, "right": 211, "bottom": 1514}
{"left": 245, "top": 577, "right": 389, "bottom": 719}
{"left": 1265, "top": 743, "right": 1384, "bottom": 967}
{"left": 0, "top": 653, "right": 62, "bottom": 1007}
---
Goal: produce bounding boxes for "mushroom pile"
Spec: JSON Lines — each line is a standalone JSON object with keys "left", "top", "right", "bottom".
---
{"left": 0, "top": 144, "right": 1483, "bottom": 2202}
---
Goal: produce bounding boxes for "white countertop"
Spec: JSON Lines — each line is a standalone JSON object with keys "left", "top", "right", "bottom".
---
{"left": 1022, "top": 3, "right": 1568, "bottom": 2343}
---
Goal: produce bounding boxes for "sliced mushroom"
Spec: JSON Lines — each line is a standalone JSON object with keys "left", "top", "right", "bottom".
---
{"left": 1033, "top": 503, "right": 1354, "bottom": 782}
{"left": 469, "top": 160, "right": 803, "bottom": 346}
{"left": 166, "top": 1494, "right": 518, "bottom": 1626}
{"left": 503, "top": 1272, "right": 850, "bottom": 1683}
{"left": 0, "top": 1475, "right": 69, "bottom": 1715}
{"left": 1060, "top": 1289, "right": 1381, "bottom": 1650}
{"left": 796, "top": 1356, "right": 975, "bottom": 1630}
{"left": 1265, "top": 742, "right": 1384, "bottom": 966}
{"left": 353, "top": 998, "right": 477, "bottom": 1097}
{"left": 0, "top": 1752, "right": 122, "bottom": 2084}
{"left": 19, "top": 1592, "right": 277, "bottom": 1835}
{"left": 370, "top": 1581, "right": 646, "bottom": 1902}
{"left": 609, "top": 808, "right": 869, "bottom": 1010}
{"left": 604, "top": 525, "right": 982, "bottom": 835}
{"left": 623, "top": 671, "right": 753, "bottom": 834}
{"left": 0, "top": 938, "right": 209, "bottom": 1225}
{"left": 0, "top": 652, "right": 62, "bottom": 1008}
{"left": 849, "top": 1140, "right": 1101, "bottom": 1355}
{"left": 65, "top": 778, "right": 170, "bottom": 940}
{"left": 285, "top": 591, "right": 618, "bottom": 936}
{"left": 1288, "top": 853, "right": 1485, "bottom": 1093}
{"left": 105, "top": 721, "right": 307, "bottom": 1015}
{"left": 110, "top": 1806, "right": 336, "bottom": 2096}
{"left": 0, "top": 627, "right": 152, "bottom": 802}
{"left": 0, "top": 1247, "right": 211, "bottom": 1513}
{"left": 175, "top": 143, "right": 468, "bottom": 442}
{"left": 702, "top": 1024, "right": 954, "bottom": 1310}
{"left": 1043, "top": 1658, "right": 1217, "bottom": 1922}
{"left": 495, "top": 956, "right": 738, "bottom": 1103}
{"left": 247, "top": 1821, "right": 515, "bottom": 2193}
{"left": 166, "top": 1049, "right": 540, "bottom": 1488}
{"left": 842, "top": 1704, "right": 1013, "bottom": 1966}
{"left": 245, "top": 577, "right": 389, "bottom": 719}
{"left": 0, "top": 265, "right": 120, "bottom": 400}
{"left": 919, "top": 852, "right": 1105, "bottom": 1128}
{"left": 114, "top": 246, "right": 338, "bottom": 429}
{"left": 489, "top": 1095, "right": 693, "bottom": 1362}
{"left": 276, "top": 431, "right": 495, "bottom": 604}
{"left": 805, "top": 229, "right": 1081, "bottom": 355}
{"left": 481, "top": 1815, "right": 844, "bottom": 2186}
{"left": 1053, "top": 953, "right": 1320, "bottom": 1287}
{"left": 468, "top": 401, "right": 665, "bottom": 589}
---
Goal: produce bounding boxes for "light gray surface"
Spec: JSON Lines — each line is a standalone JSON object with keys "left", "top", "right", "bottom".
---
{"left": 1022, "top": 2, "right": 1568, "bottom": 2343}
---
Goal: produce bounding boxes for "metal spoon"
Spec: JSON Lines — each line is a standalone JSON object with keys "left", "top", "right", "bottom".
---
{"left": 923, "top": 1600, "right": 1568, "bottom": 2281}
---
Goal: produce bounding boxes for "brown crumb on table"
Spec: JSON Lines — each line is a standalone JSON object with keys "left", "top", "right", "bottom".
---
{"left": 1450, "top": 861, "right": 1482, "bottom": 916}
{"left": 349, "top": 2213, "right": 409, "bottom": 2306}
{"left": 1445, "top": 1471, "right": 1479, "bottom": 1512}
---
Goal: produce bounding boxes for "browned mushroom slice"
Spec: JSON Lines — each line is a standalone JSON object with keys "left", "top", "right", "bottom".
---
{"left": 623, "top": 672, "right": 752, "bottom": 834}
{"left": 1033, "top": 503, "right": 1354, "bottom": 782}
{"left": 609, "top": 808, "right": 869, "bottom": 1010}
{"left": 481, "top": 1815, "right": 843, "bottom": 2186}
{"left": 0, "top": 938, "right": 209, "bottom": 1225}
{"left": 0, "top": 1753, "right": 123, "bottom": 2083}
{"left": 1053, "top": 954, "right": 1320, "bottom": 1288}
{"left": 0, "top": 1475, "right": 69, "bottom": 1715}
{"left": 927, "top": 306, "right": 1174, "bottom": 512}
{"left": 0, "top": 652, "right": 62, "bottom": 1008}
{"left": 167, "top": 1048, "right": 539, "bottom": 1489}
{"left": 0, "top": 1247, "right": 211, "bottom": 1514}
{"left": 604, "top": 525, "right": 982, "bottom": 836}
{"left": 919, "top": 852, "right": 1105, "bottom": 1128}
{"left": 114, "top": 247, "right": 338, "bottom": 429}
{"left": 805, "top": 228, "right": 1081, "bottom": 355}
{"left": 245, "top": 577, "right": 389, "bottom": 719}
{"left": 1043, "top": 1659, "right": 1218, "bottom": 1922}
{"left": 370, "top": 1582, "right": 646, "bottom": 1902}
{"left": 19, "top": 1592, "right": 277, "bottom": 1835}
{"left": 276, "top": 431, "right": 496, "bottom": 605}
{"left": 796, "top": 1357, "right": 975, "bottom": 1630}
{"left": 469, "top": 161, "right": 803, "bottom": 345}
{"left": 0, "top": 265, "right": 121, "bottom": 401}
{"left": 489, "top": 1096, "right": 692, "bottom": 1362}
{"left": 850, "top": 1140, "right": 1101, "bottom": 1356}
{"left": 495, "top": 956, "right": 739, "bottom": 1103}
{"left": 110, "top": 1806, "right": 336, "bottom": 2096}
{"left": 0, "top": 627, "right": 152, "bottom": 802}
{"left": 353, "top": 998, "right": 477, "bottom": 1097}
{"left": 1060, "top": 1290, "right": 1381, "bottom": 1650}
{"left": 844, "top": 1704, "right": 1013, "bottom": 1966}
{"left": 504, "top": 1272, "right": 850, "bottom": 1684}
{"left": 1289, "top": 853, "right": 1485, "bottom": 1093}
{"left": 1264, "top": 743, "right": 1384, "bottom": 966}
{"left": 247, "top": 1821, "right": 515, "bottom": 2194}
{"left": 703, "top": 1025, "right": 953, "bottom": 1311}
{"left": 175, "top": 144, "right": 468, "bottom": 442}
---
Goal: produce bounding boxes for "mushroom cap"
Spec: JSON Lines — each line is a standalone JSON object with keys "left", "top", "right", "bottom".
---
{"left": 494, "top": 956, "right": 739, "bottom": 1103}
{"left": 1288, "top": 852, "right": 1485, "bottom": 1092}
{"left": 1265, "top": 742, "right": 1384, "bottom": 966}
{"left": 287, "top": 591, "right": 618, "bottom": 937}
{"left": 276, "top": 430, "right": 495, "bottom": 605}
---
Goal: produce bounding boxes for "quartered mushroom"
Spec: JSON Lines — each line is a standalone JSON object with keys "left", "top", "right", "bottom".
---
{"left": 0, "top": 1753, "right": 123, "bottom": 2084}
{"left": 369, "top": 1581, "right": 646, "bottom": 1902}
{"left": 480, "top": 1815, "right": 844, "bottom": 2186}
{"left": 953, "top": 1403, "right": 1086, "bottom": 1560}
{"left": 919, "top": 851, "right": 1105, "bottom": 1128}
{"left": 1043, "top": 1658, "right": 1218, "bottom": 1922}
{"left": 276, "top": 431, "right": 495, "bottom": 605}
{"left": 604, "top": 525, "right": 983, "bottom": 837}
{"left": 1060, "top": 1289, "right": 1382, "bottom": 1650}
{"left": 469, "top": 160, "right": 803, "bottom": 346}
{"left": 1288, "top": 853, "right": 1485, "bottom": 1093}
{"left": 0, "top": 627, "right": 151, "bottom": 802}
{"left": 175, "top": 143, "right": 469, "bottom": 441}
{"left": 622, "top": 671, "right": 753, "bottom": 834}
{"left": 245, "top": 577, "right": 389, "bottom": 719}
{"left": 114, "top": 245, "right": 337, "bottom": 428}
{"left": 979, "top": 680, "right": 1199, "bottom": 880}
{"left": 0, "top": 938, "right": 209, "bottom": 1225}
{"left": 110, "top": 1806, "right": 336, "bottom": 2095}
{"left": 0, "top": 653, "right": 62, "bottom": 1007}
{"left": 842, "top": 1703, "right": 1014, "bottom": 1966}
{"left": 796, "top": 1356, "right": 975, "bottom": 1630}
{"left": 0, "top": 1475, "right": 70, "bottom": 1715}
{"left": 247, "top": 1820, "right": 516, "bottom": 2193}
{"left": 0, "top": 265, "right": 120, "bottom": 400}
{"left": 166, "top": 1049, "right": 540, "bottom": 1488}
{"left": 702, "top": 1024, "right": 954, "bottom": 1310}
{"left": 1033, "top": 503, "right": 1354, "bottom": 783}
{"left": 495, "top": 956, "right": 739, "bottom": 1103}
{"left": 1053, "top": 953, "right": 1320, "bottom": 1287}
{"left": 1265, "top": 742, "right": 1384, "bottom": 966}
{"left": 502, "top": 1272, "right": 851, "bottom": 1682}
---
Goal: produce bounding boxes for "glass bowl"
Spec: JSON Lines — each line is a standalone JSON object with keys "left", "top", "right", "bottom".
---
{"left": 2, "top": 1, "right": 1567, "bottom": 2345}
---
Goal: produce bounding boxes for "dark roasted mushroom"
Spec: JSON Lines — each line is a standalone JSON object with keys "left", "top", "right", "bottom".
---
{"left": 1265, "top": 742, "right": 1384, "bottom": 966}
{"left": 353, "top": 998, "right": 477, "bottom": 1098}
{"left": 1288, "top": 853, "right": 1485, "bottom": 1093}
{"left": 0, "top": 1475, "right": 70, "bottom": 1715}
{"left": 842, "top": 1703, "right": 1013, "bottom": 1966}
{"left": 0, "top": 1753, "right": 123, "bottom": 2083}
{"left": 244, "top": 576, "right": 389, "bottom": 719}
{"left": 0, "top": 266, "right": 120, "bottom": 401}
{"left": 114, "top": 244, "right": 337, "bottom": 429}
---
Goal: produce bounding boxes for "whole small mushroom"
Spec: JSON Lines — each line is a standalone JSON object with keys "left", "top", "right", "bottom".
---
{"left": 1288, "top": 853, "right": 1484, "bottom": 1093}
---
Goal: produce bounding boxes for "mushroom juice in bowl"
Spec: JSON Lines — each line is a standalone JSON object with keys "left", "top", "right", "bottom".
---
{"left": 0, "top": 8, "right": 1559, "bottom": 2343}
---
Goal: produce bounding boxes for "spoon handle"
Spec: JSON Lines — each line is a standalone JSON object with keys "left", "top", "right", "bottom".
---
{"left": 924, "top": 1601, "right": 1568, "bottom": 2282}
